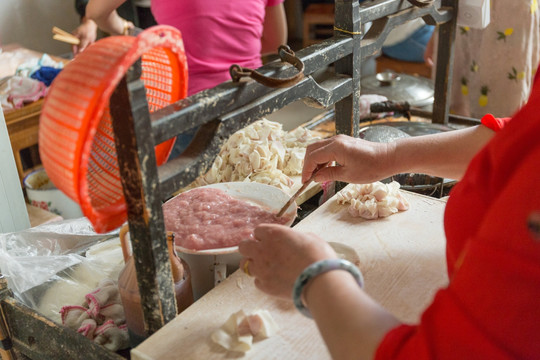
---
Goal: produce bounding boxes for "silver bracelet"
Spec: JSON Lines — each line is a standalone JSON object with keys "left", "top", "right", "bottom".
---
{"left": 292, "top": 258, "right": 364, "bottom": 318}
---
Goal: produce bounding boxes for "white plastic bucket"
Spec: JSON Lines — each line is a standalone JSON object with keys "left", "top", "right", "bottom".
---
{"left": 24, "top": 169, "right": 83, "bottom": 219}
{"left": 178, "top": 251, "right": 241, "bottom": 301}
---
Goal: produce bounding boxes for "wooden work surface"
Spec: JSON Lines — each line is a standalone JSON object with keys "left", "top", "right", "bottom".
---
{"left": 132, "top": 188, "right": 449, "bottom": 360}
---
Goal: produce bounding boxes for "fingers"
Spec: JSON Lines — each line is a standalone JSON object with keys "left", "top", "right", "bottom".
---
{"left": 239, "top": 224, "right": 292, "bottom": 255}
{"left": 252, "top": 223, "right": 289, "bottom": 241}
{"left": 239, "top": 224, "right": 295, "bottom": 281}
{"left": 312, "top": 164, "right": 344, "bottom": 183}
{"left": 302, "top": 138, "right": 340, "bottom": 183}
{"left": 303, "top": 135, "right": 357, "bottom": 183}
{"left": 71, "top": 34, "right": 87, "bottom": 56}
{"left": 304, "top": 135, "right": 393, "bottom": 184}
{"left": 238, "top": 225, "right": 339, "bottom": 299}
{"left": 238, "top": 239, "right": 259, "bottom": 260}
{"left": 424, "top": 33, "right": 435, "bottom": 67}
{"left": 238, "top": 229, "right": 272, "bottom": 278}
{"left": 79, "top": 40, "right": 91, "bottom": 53}
{"left": 253, "top": 277, "right": 278, "bottom": 296}
{"left": 240, "top": 258, "right": 253, "bottom": 276}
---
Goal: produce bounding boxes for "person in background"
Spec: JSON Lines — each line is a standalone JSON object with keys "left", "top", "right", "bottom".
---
{"left": 151, "top": 0, "right": 288, "bottom": 158}
{"left": 152, "top": 0, "right": 287, "bottom": 97}
{"left": 71, "top": 14, "right": 98, "bottom": 56}
{"left": 80, "top": 0, "right": 285, "bottom": 158}
{"left": 381, "top": 18, "right": 435, "bottom": 63}
{"left": 360, "top": 18, "right": 435, "bottom": 77}
{"left": 81, "top": 0, "right": 287, "bottom": 158}
{"left": 238, "top": 72, "right": 540, "bottom": 357}
{"left": 71, "top": 0, "right": 157, "bottom": 55}
{"left": 425, "top": 1, "right": 540, "bottom": 119}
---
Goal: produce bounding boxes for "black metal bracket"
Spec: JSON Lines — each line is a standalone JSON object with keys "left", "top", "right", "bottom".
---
{"left": 230, "top": 45, "right": 305, "bottom": 88}
{"left": 110, "top": 61, "right": 178, "bottom": 338}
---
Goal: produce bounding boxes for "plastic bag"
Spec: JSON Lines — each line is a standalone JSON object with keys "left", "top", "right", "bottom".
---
{"left": 0, "top": 218, "right": 124, "bottom": 323}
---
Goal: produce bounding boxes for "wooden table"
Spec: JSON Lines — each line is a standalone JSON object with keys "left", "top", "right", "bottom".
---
{"left": 132, "top": 188, "right": 449, "bottom": 359}
{"left": 26, "top": 203, "right": 63, "bottom": 227}
{"left": 5, "top": 99, "right": 43, "bottom": 184}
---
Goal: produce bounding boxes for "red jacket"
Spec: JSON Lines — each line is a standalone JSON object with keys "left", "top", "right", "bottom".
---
{"left": 375, "top": 88, "right": 540, "bottom": 358}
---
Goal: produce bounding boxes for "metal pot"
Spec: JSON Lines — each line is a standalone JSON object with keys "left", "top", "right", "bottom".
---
{"left": 358, "top": 122, "right": 457, "bottom": 198}
{"left": 372, "top": 121, "right": 456, "bottom": 136}
{"left": 361, "top": 71, "right": 434, "bottom": 109}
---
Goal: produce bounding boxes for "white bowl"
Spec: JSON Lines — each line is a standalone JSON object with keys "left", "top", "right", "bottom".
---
{"left": 172, "top": 182, "right": 297, "bottom": 254}
{"left": 167, "top": 182, "right": 297, "bottom": 299}
{"left": 24, "top": 169, "right": 83, "bottom": 220}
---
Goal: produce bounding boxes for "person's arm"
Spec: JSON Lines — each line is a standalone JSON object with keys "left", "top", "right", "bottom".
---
{"left": 391, "top": 124, "right": 494, "bottom": 180}
{"left": 423, "top": 28, "right": 435, "bottom": 67}
{"left": 305, "top": 271, "right": 400, "bottom": 360}
{"left": 238, "top": 224, "right": 400, "bottom": 360}
{"left": 72, "top": 16, "right": 98, "bottom": 55}
{"left": 86, "top": 0, "right": 133, "bottom": 36}
{"left": 302, "top": 125, "right": 495, "bottom": 184}
{"left": 261, "top": 3, "right": 288, "bottom": 55}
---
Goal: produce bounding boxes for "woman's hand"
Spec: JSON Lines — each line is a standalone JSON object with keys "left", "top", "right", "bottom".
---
{"left": 72, "top": 17, "right": 98, "bottom": 55}
{"left": 302, "top": 135, "right": 395, "bottom": 185}
{"left": 423, "top": 30, "right": 435, "bottom": 67}
{"left": 238, "top": 224, "right": 337, "bottom": 300}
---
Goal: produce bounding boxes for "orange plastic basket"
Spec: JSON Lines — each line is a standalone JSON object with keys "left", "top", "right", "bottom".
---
{"left": 39, "top": 26, "right": 188, "bottom": 233}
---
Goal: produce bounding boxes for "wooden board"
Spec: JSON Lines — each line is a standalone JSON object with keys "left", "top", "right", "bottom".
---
{"left": 132, "top": 188, "right": 449, "bottom": 360}
{"left": 26, "top": 204, "right": 63, "bottom": 227}
{"left": 294, "top": 190, "right": 449, "bottom": 324}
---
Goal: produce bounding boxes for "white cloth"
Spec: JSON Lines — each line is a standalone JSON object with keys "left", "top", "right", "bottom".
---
{"left": 15, "top": 54, "right": 64, "bottom": 78}
{"left": 0, "top": 76, "right": 47, "bottom": 111}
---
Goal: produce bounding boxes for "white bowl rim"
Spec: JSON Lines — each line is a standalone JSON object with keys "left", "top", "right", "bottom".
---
{"left": 170, "top": 182, "right": 297, "bottom": 255}
{"left": 23, "top": 168, "right": 56, "bottom": 191}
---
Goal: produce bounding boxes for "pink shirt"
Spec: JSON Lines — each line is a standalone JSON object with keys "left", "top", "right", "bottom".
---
{"left": 152, "top": 0, "right": 283, "bottom": 96}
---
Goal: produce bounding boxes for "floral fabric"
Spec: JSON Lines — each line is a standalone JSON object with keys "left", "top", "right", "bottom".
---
{"left": 450, "top": 0, "right": 540, "bottom": 118}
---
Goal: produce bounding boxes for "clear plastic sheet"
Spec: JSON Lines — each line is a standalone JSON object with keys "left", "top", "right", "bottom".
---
{"left": 0, "top": 218, "right": 124, "bottom": 323}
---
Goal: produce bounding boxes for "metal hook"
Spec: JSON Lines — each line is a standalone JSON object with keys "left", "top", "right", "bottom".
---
{"left": 229, "top": 45, "right": 304, "bottom": 88}
{"left": 407, "top": 0, "right": 434, "bottom": 8}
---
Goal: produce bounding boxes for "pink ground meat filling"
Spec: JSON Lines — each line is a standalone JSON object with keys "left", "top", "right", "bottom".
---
{"left": 163, "top": 187, "right": 290, "bottom": 250}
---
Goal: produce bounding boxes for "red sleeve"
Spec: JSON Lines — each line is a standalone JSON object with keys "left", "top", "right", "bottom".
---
{"left": 480, "top": 114, "right": 511, "bottom": 132}
{"left": 375, "top": 145, "right": 540, "bottom": 359}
